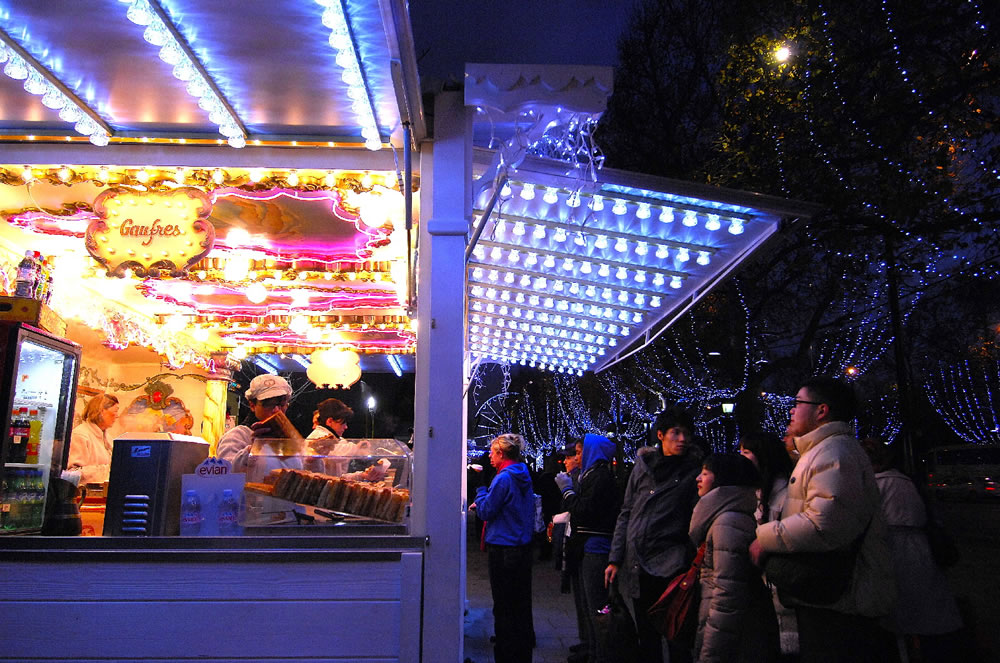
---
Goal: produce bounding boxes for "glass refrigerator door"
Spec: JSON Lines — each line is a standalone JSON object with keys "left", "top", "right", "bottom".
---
{"left": 2, "top": 334, "right": 78, "bottom": 532}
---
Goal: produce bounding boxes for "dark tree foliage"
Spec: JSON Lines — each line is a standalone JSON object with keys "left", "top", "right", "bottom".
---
{"left": 595, "top": 0, "right": 1000, "bottom": 449}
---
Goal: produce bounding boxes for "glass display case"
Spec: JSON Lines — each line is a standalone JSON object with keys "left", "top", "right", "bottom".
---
{"left": 242, "top": 437, "right": 411, "bottom": 528}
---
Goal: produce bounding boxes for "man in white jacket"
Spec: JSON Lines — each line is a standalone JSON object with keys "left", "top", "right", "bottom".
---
{"left": 750, "top": 378, "right": 895, "bottom": 663}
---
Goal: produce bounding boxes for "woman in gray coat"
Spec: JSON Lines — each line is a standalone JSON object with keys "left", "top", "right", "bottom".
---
{"left": 690, "top": 454, "right": 779, "bottom": 663}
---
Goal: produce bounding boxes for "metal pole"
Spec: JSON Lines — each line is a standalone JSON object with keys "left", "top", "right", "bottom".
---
{"left": 464, "top": 173, "right": 507, "bottom": 264}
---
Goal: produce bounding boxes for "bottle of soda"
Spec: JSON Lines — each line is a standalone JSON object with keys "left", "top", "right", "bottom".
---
{"left": 9, "top": 408, "right": 29, "bottom": 464}
{"left": 217, "top": 488, "right": 240, "bottom": 535}
{"left": 179, "top": 489, "right": 202, "bottom": 536}
{"left": 13, "top": 250, "right": 36, "bottom": 298}
{"left": 25, "top": 409, "right": 41, "bottom": 464}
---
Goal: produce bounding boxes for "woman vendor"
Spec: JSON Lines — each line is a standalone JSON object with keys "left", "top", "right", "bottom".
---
{"left": 67, "top": 393, "right": 120, "bottom": 484}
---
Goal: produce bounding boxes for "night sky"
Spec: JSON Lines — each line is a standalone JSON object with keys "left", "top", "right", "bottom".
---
{"left": 410, "top": 0, "right": 634, "bottom": 82}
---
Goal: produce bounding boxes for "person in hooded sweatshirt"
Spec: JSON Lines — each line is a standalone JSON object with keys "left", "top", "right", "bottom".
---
{"left": 606, "top": 408, "right": 702, "bottom": 663}
{"left": 472, "top": 433, "right": 537, "bottom": 663}
{"left": 556, "top": 433, "right": 622, "bottom": 663}
{"left": 690, "top": 453, "right": 779, "bottom": 663}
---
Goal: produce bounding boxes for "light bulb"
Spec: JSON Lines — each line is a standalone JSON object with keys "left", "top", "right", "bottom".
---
{"left": 544, "top": 255, "right": 556, "bottom": 269}
{"left": 520, "top": 183, "right": 535, "bottom": 200}
{"left": 589, "top": 195, "right": 604, "bottom": 211}
{"left": 601, "top": 288, "right": 612, "bottom": 300}
{"left": 595, "top": 235, "right": 608, "bottom": 249}
{"left": 526, "top": 253, "right": 538, "bottom": 267}
{"left": 612, "top": 199, "right": 628, "bottom": 215}
{"left": 677, "top": 247, "right": 690, "bottom": 262}
{"left": 508, "top": 249, "right": 520, "bottom": 263}
{"left": 636, "top": 241, "right": 648, "bottom": 256}
{"left": 653, "top": 274, "right": 665, "bottom": 287}
{"left": 614, "top": 238, "right": 628, "bottom": 252}
{"left": 574, "top": 233, "right": 587, "bottom": 246}
{"left": 618, "top": 291, "right": 629, "bottom": 303}
{"left": 697, "top": 251, "right": 711, "bottom": 265}
{"left": 616, "top": 267, "right": 628, "bottom": 280}
{"left": 567, "top": 191, "right": 581, "bottom": 208}
{"left": 636, "top": 202, "right": 651, "bottom": 219}
{"left": 580, "top": 261, "right": 592, "bottom": 274}
{"left": 533, "top": 224, "right": 546, "bottom": 239}
{"left": 705, "top": 214, "right": 721, "bottom": 231}
{"left": 554, "top": 227, "right": 567, "bottom": 242}
{"left": 682, "top": 210, "right": 698, "bottom": 227}
{"left": 729, "top": 219, "right": 745, "bottom": 234}
{"left": 562, "top": 258, "right": 574, "bottom": 271}
{"left": 655, "top": 245, "right": 669, "bottom": 259}
{"left": 246, "top": 282, "right": 267, "bottom": 303}
{"left": 491, "top": 247, "right": 502, "bottom": 260}
{"left": 501, "top": 181, "right": 512, "bottom": 197}
{"left": 598, "top": 264, "right": 610, "bottom": 277}
{"left": 513, "top": 221, "right": 526, "bottom": 235}
{"left": 634, "top": 270, "right": 646, "bottom": 283}
{"left": 660, "top": 207, "right": 674, "bottom": 223}
{"left": 670, "top": 276, "right": 683, "bottom": 289}
{"left": 543, "top": 187, "right": 559, "bottom": 204}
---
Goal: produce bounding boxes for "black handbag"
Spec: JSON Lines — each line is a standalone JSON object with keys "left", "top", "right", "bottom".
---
{"left": 594, "top": 580, "right": 639, "bottom": 663}
{"left": 763, "top": 547, "right": 857, "bottom": 605}
{"left": 764, "top": 509, "right": 872, "bottom": 606}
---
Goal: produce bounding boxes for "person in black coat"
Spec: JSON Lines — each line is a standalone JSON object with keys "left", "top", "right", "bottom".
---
{"left": 556, "top": 433, "right": 622, "bottom": 663}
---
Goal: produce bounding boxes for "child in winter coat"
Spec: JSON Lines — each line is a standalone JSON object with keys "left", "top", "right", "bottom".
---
{"left": 690, "top": 454, "right": 779, "bottom": 663}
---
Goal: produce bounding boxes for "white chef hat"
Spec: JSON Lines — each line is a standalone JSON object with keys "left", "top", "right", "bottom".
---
{"left": 245, "top": 375, "right": 292, "bottom": 402}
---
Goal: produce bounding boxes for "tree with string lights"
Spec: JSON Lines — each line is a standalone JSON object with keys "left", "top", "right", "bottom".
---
{"left": 596, "top": 0, "right": 999, "bottom": 461}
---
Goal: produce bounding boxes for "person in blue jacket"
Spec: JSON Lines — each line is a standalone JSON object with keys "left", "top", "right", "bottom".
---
{"left": 555, "top": 433, "right": 622, "bottom": 663}
{"left": 472, "top": 433, "right": 536, "bottom": 663}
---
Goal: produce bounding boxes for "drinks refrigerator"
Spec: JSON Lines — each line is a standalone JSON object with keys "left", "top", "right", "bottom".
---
{"left": 0, "top": 323, "right": 81, "bottom": 534}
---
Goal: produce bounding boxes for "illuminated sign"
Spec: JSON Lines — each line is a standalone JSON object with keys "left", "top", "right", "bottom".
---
{"left": 87, "top": 187, "right": 215, "bottom": 277}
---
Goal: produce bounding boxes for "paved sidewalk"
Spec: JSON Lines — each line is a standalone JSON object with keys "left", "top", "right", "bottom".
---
{"left": 464, "top": 542, "right": 584, "bottom": 663}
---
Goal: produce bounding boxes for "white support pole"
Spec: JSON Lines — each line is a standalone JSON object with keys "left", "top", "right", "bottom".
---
{"left": 412, "top": 90, "right": 471, "bottom": 663}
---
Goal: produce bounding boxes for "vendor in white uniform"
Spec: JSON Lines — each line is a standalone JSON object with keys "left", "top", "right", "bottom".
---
{"left": 67, "top": 393, "right": 120, "bottom": 484}
{"left": 216, "top": 375, "right": 296, "bottom": 474}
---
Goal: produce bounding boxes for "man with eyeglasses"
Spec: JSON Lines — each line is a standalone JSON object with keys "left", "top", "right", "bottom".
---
{"left": 750, "top": 378, "right": 895, "bottom": 662}
{"left": 216, "top": 374, "right": 294, "bottom": 473}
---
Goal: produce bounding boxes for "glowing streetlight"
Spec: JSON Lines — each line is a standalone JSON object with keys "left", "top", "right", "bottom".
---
{"left": 775, "top": 45, "right": 791, "bottom": 63}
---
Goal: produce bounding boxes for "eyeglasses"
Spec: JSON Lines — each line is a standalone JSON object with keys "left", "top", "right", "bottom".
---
{"left": 792, "top": 399, "right": 824, "bottom": 407}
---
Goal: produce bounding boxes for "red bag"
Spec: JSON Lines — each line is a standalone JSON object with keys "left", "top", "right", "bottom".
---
{"left": 647, "top": 543, "right": 706, "bottom": 641}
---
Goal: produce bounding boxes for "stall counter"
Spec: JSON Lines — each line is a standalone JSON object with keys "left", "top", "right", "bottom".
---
{"left": 0, "top": 534, "right": 426, "bottom": 662}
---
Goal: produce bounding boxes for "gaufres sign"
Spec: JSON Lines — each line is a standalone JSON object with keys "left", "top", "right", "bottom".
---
{"left": 86, "top": 187, "right": 215, "bottom": 277}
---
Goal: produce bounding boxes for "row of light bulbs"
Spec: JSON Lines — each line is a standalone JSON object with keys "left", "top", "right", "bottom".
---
{"left": 471, "top": 348, "right": 586, "bottom": 376}
{"left": 470, "top": 340, "right": 597, "bottom": 365}
{"left": 0, "top": 44, "right": 110, "bottom": 146}
{"left": 502, "top": 182, "right": 747, "bottom": 234}
{"left": 469, "top": 325, "right": 605, "bottom": 356}
{"left": 469, "top": 332, "right": 604, "bottom": 361}
{"left": 481, "top": 218, "right": 717, "bottom": 262}
{"left": 121, "top": 0, "right": 246, "bottom": 148}
{"left": 315, "top": 0, "right": 382, "bottom": 150}
{"left": 469, "top": 312, "right": 628, "bottom": 342}
{"left": 471, "top": 284, "right": 657, "bottom": 310}
{"left": 470, "top": 296, "right": 645, "bottom": 325}
{"left": 471, "top": 254, "right": 692, "bottom": 287}
{"left": 473, "top": 315, "right": 626, "bottom": 340}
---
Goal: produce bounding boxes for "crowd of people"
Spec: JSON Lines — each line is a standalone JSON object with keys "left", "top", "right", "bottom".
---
{"left": 472, "top": 377, "right": 970, "bottom": 663}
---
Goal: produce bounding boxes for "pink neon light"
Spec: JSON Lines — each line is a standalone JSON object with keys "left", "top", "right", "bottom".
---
{"left": 136, "top": 279, "right": 403, "bottom": 314}
{"left": 208, "top": 188, "right": 392, "bottom": 263}
{"left": 223, "top": 329, "right": 415, "bottom": 350}
{"left": 4, "top": 210, "right": 96, "bottom": 237}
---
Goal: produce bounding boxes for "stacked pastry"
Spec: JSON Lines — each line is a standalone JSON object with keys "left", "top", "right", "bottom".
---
{"left": 257, "top": 468, "right": 409, "bottom": 523}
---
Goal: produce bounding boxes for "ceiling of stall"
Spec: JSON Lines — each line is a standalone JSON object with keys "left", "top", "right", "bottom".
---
{"left": 469, "top": 150, "right": 824, "bottom": 375}
{"left": 0, "top": 0, "right": 422, "bottom": 147}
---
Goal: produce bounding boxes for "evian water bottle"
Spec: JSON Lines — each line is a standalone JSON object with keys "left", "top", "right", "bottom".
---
{"left": 217, "top": 489, "right": 240, "bottom": 535}
{"left": 179, "top": 489, "right": 202, "bottom": 536}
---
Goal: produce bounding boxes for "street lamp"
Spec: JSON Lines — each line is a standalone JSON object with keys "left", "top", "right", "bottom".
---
{"left": 366, "top": 395, "right": 376, "bottom": 437}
